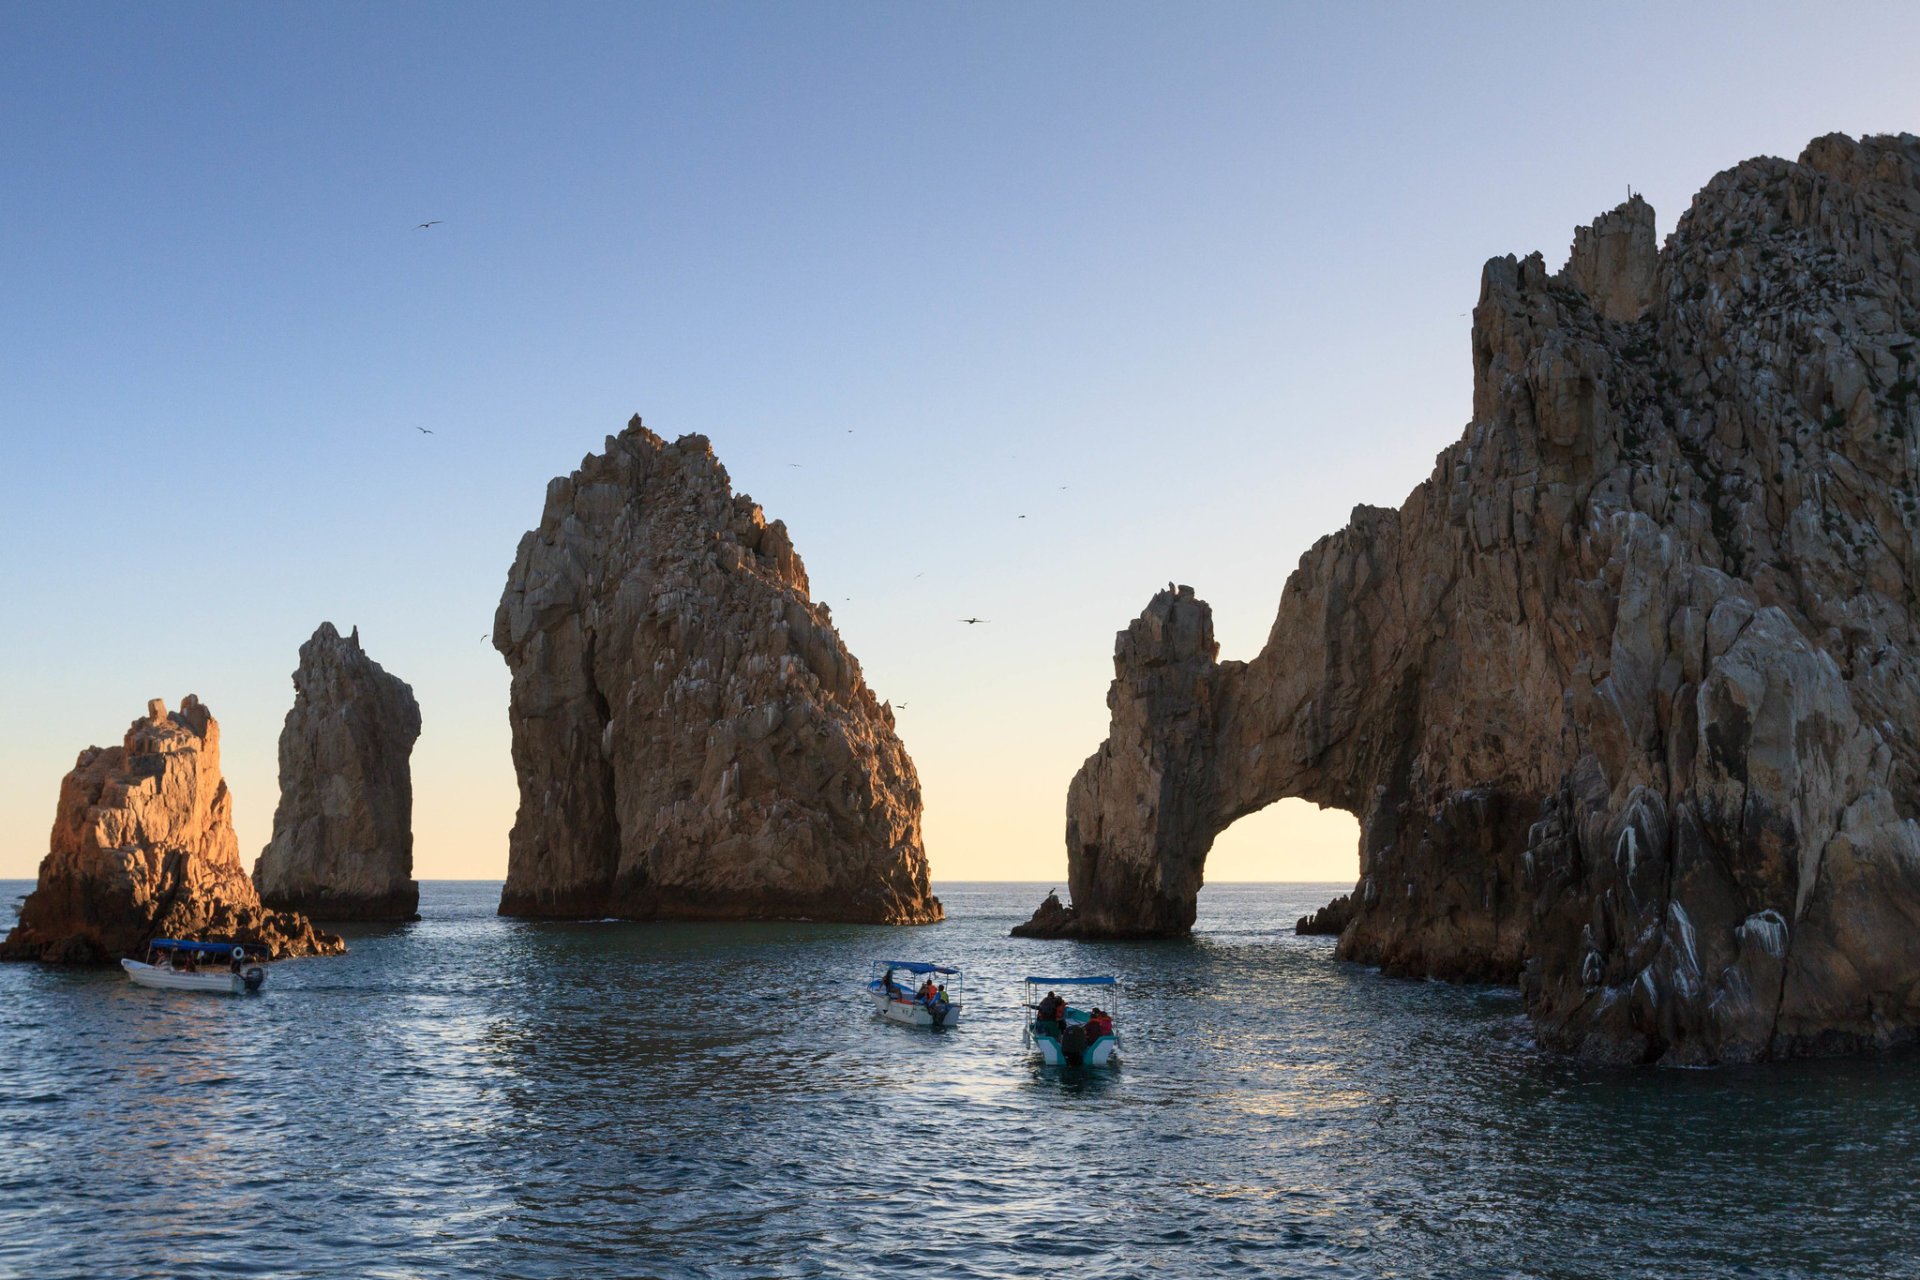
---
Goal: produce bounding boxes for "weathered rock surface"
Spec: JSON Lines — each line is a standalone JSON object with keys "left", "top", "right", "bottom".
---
{"left": 1026, "top": 133, "right": 1920, "bottom": 1064}
{"left": 1296, "top": 893, "right": 1354, "bottom": 937}
{"left": 1, "top": 697, "right": 344, "bottom": 964}
{"left": 254, "top": 623, "right": 422, "bottom": 921}
{"left": 494, "top": 418, "right": 941, "bottom": 924}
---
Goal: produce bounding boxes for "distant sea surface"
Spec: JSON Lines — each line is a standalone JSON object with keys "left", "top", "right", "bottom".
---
{"left": 3, "top": 880, "right": 1917, "bottom": 1279}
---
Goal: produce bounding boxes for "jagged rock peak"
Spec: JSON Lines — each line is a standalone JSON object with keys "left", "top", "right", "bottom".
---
{"left": 1561, "top": 193, "right": 1657, "bottom": 322}
{"left": 493, "top": 417, "right": 941, "bottom": 925}
{"left": 254, "top": 623, "right": 423, "bottom": 921}
{"left": 1, "top": 696, "right": 344, "bottom": 964}
{"left": 1026, "top": 132, "right": 1920, "bottom": 1064}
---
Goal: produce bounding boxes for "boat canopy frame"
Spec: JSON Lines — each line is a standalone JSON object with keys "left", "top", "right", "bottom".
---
{"left": 149, "top": 939, "right": 250, "bottom": 956}
{"left": 875, "top": 960, "right": 960, "bottom": 975}
{"left": 1024, "top": 975, "right": 1116, "bottom": 986}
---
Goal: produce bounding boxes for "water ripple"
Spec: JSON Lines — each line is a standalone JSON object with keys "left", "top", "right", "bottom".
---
{"left": 2, "top": 881, "right": 1918, "bottom": 1277}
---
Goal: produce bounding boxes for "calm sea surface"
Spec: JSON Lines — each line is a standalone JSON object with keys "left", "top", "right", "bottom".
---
{"left": 3, "top": 880, "right": 1917, "bottom": 1279}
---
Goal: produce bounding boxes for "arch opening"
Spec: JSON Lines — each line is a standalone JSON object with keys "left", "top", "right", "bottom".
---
{"left": 1202, "top": 797, "right": 1360, "bottom": 886}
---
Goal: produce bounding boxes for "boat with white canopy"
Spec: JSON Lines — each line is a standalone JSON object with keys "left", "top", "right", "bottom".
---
{"left": 866, "top": 960, "right": 961, "bottom": 1027}
{"left": 121, "top": 940, "right": 267, "bottom": 994}
{"left": 1023, "top": 975, "right": 1120, "bottom": 1066}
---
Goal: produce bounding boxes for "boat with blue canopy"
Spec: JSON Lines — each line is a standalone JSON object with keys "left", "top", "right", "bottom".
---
{"left": 866, "top": 960, "right": 962, "bottom": 1027}
{"left": 1023, "top": 975, "right": 1120, "bottom": 1066}
{"left": 121, "top": 939, "right": 268, "bottom": 995}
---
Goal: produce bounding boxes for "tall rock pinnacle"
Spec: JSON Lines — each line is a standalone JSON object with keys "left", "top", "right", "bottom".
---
{"left": 1023, "top": 132, "right": 1920, "bottom": 1065}
{"left": 254, "top": 622, "right": 423, "bottom": 921}
{"left": 493, "top": 418, "right": 941, "bottom": 925}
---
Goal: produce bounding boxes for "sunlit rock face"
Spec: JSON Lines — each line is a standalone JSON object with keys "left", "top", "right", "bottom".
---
{"left": 254, "top": 622, "right": 422, "bottom": 921}
{"left": 1025, "top": 132, "right": 1920, "bottom": 1064}
{"left": 494, "top": 418, "right": 941, "bottom": 925}
{"left": 1, "top": 697, "right": 345, "bottom": 964}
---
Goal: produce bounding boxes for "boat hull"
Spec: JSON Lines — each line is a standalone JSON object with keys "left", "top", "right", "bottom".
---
{"left": 122, "top": 959, "right": 253, "bottom": 994}
{"left": 1026, "top": 1024, "right": 1119, "bottom": 1067}
{"left": 867, "top": 988, "right": 961, "bottom": 1028}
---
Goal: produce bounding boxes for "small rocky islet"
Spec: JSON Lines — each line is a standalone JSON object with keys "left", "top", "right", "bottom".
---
{"left": 11, "top": 131, "right": 1920, "bottom": 1071}
{"left": 1018, "top": 131, "right": 1920, "bottom": 1066}
{"left": 0, "top": 696, "right": 343, "bottom": 963}
{"left": 254, "top": 621, "right": 423, "bottom": 922}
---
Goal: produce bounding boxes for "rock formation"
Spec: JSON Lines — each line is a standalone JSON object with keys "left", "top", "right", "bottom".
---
{"left": 254, "top": 622, "right": 423, "bottom": 921}
{"left": 1295, "top": 893, "right": 1353, "bottom": 937}
{"left": 1022, "top": 132, "right": 1920, "bottom": 1064}
{"left": 1, "top": 697, "right": 344, "bottom": 964}
{"left": 493, "top": 418, "right": 941, "bottom": 925}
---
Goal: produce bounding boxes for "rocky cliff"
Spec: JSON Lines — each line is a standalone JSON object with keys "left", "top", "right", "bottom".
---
{"left": 494, "top": 418, "right": 940, "bottom": 924}
{"left": 1, "top": 697, "right": 344, "bottom": 963}
{"left": 254, "top": 622, "right": 422, "bottom": 921}
{"left": 1023, "top": 132, "right": 1920, "bottom": 1064}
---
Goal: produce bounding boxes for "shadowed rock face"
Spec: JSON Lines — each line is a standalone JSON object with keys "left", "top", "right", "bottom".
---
{"left": 254, "top": 622, "right": 422, "bottom": 921}
{"left": 494, "top": 418, "right": 941, "bottom": 925}
{"left": 1, "top": 697, "right": 344, "bottom": 964}
{"left": 1023, "top": 132, "right": 1920, "bottom": 1064}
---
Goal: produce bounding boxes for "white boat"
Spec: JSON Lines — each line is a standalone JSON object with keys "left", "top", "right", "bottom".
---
{"left": 866, "top": 960, "right": 962, "bottom": 1028}
{"left": 121, "top": 940, "right": 266, "bottom": 995}
{"left": 1023, "top": 975, "right": 1120, "bottom": 1066}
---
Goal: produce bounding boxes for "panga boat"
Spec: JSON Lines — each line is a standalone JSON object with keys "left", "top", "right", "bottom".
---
{"left": 1024, "top": 975, "right": 1120, "bottom": 1066}
{"left": 867, "top": 960, "right": 962, "bottom": 1027}
{"left": 121, "top": 940, "right": 266, "bottom": 995}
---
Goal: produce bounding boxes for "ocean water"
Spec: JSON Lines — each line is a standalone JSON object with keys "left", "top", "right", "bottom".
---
{"left": 2, "top": 880, "right": 1917, "bottom": 1279}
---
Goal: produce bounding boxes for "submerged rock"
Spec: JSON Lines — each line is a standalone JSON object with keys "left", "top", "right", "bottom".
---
{"left": 254, "top": 622, "right": 423, "bottom": 921}
{"left": 1, "top": 697, "right": 344, "bottom": 964}
{"left": 1037, "top": 132, "right": 1920, "bottom": 1063}
{"left": 493, "top": 418, "right": 940, "bottom": 925}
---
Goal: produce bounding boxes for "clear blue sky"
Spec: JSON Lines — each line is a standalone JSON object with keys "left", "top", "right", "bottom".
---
{"left": 3, "top": 2, "right": 1915, "bottom": 881}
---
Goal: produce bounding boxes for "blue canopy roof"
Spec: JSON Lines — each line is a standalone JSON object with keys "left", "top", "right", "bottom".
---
{"left": 877, "top": 960, "right": 959, "bottom": 975}
{"left": 151, "top": 939, "right": 248, "bottom": 955}
{"left": 1025, "top": 975, "right": 1116, "bottom": 986}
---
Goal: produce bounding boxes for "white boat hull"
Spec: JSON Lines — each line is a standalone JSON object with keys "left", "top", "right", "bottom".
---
{"left": 122, "top": 959, "right": 252, "bottom": 994}
{"left": 868, "top": 988, "right": 961, "bottom": 1027}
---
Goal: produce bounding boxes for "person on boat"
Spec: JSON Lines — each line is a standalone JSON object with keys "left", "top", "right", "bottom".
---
{"left": 917, "top": 977, "right": 938, "bottom": 1003}
{"left": 182, "top": 951, "right": 198, "bottom": 972}
{"left": 1034, "top": 989, "right": 1066, "bottom": 1032}
{"left": 882, "top": 967, "right": 902, "bottom": 997}
{"left": 1086, "top": 1007, "right": 1114, "bottom": 1040}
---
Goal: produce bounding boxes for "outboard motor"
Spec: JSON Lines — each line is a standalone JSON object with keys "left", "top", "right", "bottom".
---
{"left": 1061, "top": 1023, "right": 1089, "bottom": 1065}
{"left": 241, "top": 965, "right": 266, "bottom": 990}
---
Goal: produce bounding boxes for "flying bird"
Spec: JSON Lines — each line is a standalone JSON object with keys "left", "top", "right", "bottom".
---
{"left": 960, "top": 617, "right": 989, "bottom": 625}
{"left": 896, "top": 702, "right": 909, "bottom": 709}
{"left": 416, "top": 220, "right": 442, "bottom": 229}
{"left": 415, "top": 426, "right": 434, "bottom": 435}
{"left": 787, "top": 463, "right": 803, "bottom": 468}
{"left": 1017, "top": 514, "right": 1026, "bottom": 519}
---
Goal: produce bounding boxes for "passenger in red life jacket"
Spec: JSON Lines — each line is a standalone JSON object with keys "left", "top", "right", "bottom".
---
{"left": 917, "top": 978, "right": 938, "bottom": 1002}
{"left": 1086, "top": 1008, "right": 1114, "bottom": 1040}
{"left": 1034, "top": 990, "right": 1066, "bottom": 1031}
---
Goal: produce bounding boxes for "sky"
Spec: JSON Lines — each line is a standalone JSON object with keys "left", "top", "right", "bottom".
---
{"left": 2, "top": 2, "right": 1916, "bottom": 886}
